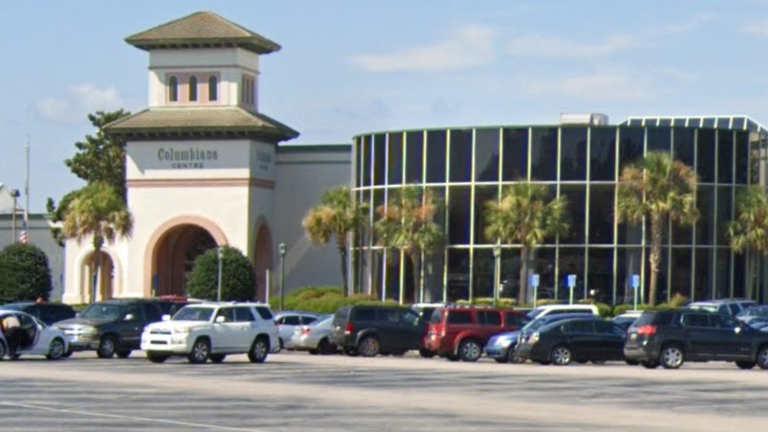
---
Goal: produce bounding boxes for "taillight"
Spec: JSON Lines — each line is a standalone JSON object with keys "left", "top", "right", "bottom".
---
{"left": 345, "top": 322, "right": 354, "bottom": 335}
{"left": 303, "top": 328, "right": 311, "bottom": 336}
{"left": 637, "top": 325, "right": 657, "bottom": 336}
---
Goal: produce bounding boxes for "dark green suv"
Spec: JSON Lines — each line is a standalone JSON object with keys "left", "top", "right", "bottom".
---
{"left": 54, "top": 299, "right": 168, "bottom": 358}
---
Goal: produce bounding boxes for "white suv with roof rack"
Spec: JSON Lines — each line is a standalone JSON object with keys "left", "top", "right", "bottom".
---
{"left": 141, "top": 302, "right": 279, "bottom": 364}
{"left": 527, "top": 304, "right": 600, "bottom": 320}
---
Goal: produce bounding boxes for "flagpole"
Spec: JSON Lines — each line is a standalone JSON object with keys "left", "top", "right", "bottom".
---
{"left": 25, "top": 136, "right": 30, "bottom": 225}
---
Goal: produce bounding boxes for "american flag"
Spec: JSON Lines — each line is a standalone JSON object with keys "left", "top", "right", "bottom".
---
{"left": 19, "top": 219, "right": 28, "bottom": 244}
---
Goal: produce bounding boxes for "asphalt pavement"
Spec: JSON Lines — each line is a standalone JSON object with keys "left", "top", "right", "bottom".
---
{"left": 1, "top": 351, "right": 767, "bottom": 431}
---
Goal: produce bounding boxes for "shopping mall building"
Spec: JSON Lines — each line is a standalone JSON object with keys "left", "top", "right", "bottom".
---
{"left": 41, "top": 11, "right": 767, "bottom": 305}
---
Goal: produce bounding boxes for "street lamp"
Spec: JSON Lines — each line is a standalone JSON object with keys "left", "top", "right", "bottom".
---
{"left": 9, "top": 189, "right": 19, "bottom": 242}
{"left": 279, "top": 242, "right": 287, "bottom": 311}
{"left": 492, "top": 241, "right": 501, "bottom": 307}
{"left": 216, "top": 247, "right": 224, "bottom": 302}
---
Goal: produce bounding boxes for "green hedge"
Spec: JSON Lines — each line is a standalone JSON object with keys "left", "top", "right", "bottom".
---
{"left": 269, "top": 286, "right": 390, "bottom": 314}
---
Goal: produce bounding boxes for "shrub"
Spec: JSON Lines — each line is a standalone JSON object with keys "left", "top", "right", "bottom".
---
{"left": 0, "top": 243, "right": 53, "bottom": 301}
{"left": 669, "top": 293, "right": 689, "bottom": 308}
{"left": 270, "top": 286, "right": 384, "bottom": 314}
{"left": 187, "top": 246, "right": 255, "bottom": 301}
{"left": 594, "top": 303, "right": 613, "bottom": 318}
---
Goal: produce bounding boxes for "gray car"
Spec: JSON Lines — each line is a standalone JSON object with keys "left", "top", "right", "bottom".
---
{"left": 275, "top": 311, "right": 321, "bottom": 351}
{"left": 289, "top": 315, "right": 336, "bottom": 355}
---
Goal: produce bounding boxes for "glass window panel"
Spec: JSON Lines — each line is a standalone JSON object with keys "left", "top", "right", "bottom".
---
{"left": 589, "top": 185, "right": 614, "bottom": 244}
{"left": 362, "top": 136, "right": 372, "bottom": 187}
{"left": 189, "top": 76, "right": 198, "bottom": 101}
{"left": 671, "top": 221, "right": 693, "bottom": 246}
{"left": 532, "top": 248, "right": 556, "bottom": 300}
{"left": 530, "top": 128, "right": 557, "bottom": 181}
{"left": 716, "top": 250, "right": 731, "bottom": 299}
{"left": 688, "top": 118, "right": 701, "bottom": 128}
{"left": 717, "top": 131, "right": 734, "bottom": 184}
{"left": 589, "top": 128, "right": 616, "bottom": 181}
{"left": 697, "top": 130, "right": 715, "bottom": 183}
{"left": 750, "top": 137, "right": 763, "bottom": 185}
{"left": 557, "top": 247, "right": 586, "bottom": 301}
{"left": 475, "top": 129, "right": 500, "bottom": 182}
{"left": 426, "top": 130, "right": 447, "bottom": 183}
{"left": 659, "top": 119, "right": 672, "bottom": 127}
{"left": 672, "top": 128, "right": 695, "bottom": 169}
{"left": 208, "top": 76, "right": 218, "bottom": 101}
{"left": 696, "top": 186, "right": 715, "bottom": 246}
{"left": 717, "top": 186, "right": 733, "bottom": 246}
{"left": 560, "top": 127, "right": 587, "bottom": 181}
{"left": 500, "top": 248, "right": 521, "bottom": 301}
{"left": 735, "top": 132, "right": 749, "bottom": 185}
{"left": 449, "top": 130, "right": 473, "bottom": 182}
{"left": 447, "top": 249, "right": 470, "bottom": 302}
{"left": 387, "top": 133, "right": 403, "bottom": 185}
{"left": 646, "top": 127, "right": 671, "bottom": 153}
{"left": 587, "top": 248, "right": 614, "bottom": 304}
{"left": 618, "top": 127, "right": 644, "bottom": 173}
{"left": 473, "top": 186, "right": 498, "bottom": 246}
{"left": 644, "top": 247, "right": 669, "bottom": 304}
{"left": 448, "top": 186, "right": 471, "bottom": 245}
{"left": 672, "top": 118, "right": 686, "bottom": 127}
{"left": 385, "top": 250, "right": 401, "bottom": 301}
{"left": 560, "top": 185, "right": 586, "bottom": 245}
{"left": 694, "top": 248, "right": 713, "bottom": 301}
{"left": 733, "top": 252, "right": 745, "bottom": 299}
{"left": 732, "top": 118, "right": 746, "bottom": 130}
{"left": 616, "top": 247, "right": 643, "bottom": 304}
{"left": 370, "top": 250, "right": 385, "bottom": 301}
{"left": 703, "top": 118, "right": 716, "bottom": 128}
{"left": 423, "top": 246, "right": 445, "bottom": 303}
{"left": 372, "top": 189, "right": 384, "bottom": 245}
{"left": 472, "top": 249, "right": 494, "bottom": 299}
{"left": 502, "top": 128, "right": 528, "bottom": 181}
{"left": 618, "top": 221, "right": 642, "bottom": 246}
{"left": 355, "top": 138, "right": 362, "bottom": 188}
{"left": 405, "top": 131, "right": 424, "bottom": 183}
{"left": 373, "top": 134, "right": 386, "bottom": 186}
{"left": 670, "top": 249, "right": 692, "bottom": 301}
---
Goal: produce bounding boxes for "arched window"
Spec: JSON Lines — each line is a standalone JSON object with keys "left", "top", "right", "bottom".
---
{"left": 208, "top": 76, "right": 218, "bottom": 101}
{"left": 168, "top": 76, "right": 179, "bottom": 102}
{"left": 189, "top": 76, "right": 198, "bottom": 102}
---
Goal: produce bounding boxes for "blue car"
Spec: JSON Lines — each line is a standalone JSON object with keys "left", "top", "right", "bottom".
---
{"left": 486, "top": 312, "right": 596, "bottom": 364}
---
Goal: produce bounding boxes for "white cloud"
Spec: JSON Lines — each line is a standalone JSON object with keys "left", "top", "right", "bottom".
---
{"left": 508, "top": 35, "right": 640, "bottom": 58}
{"left": 350, "top": 25, "right": 494, "bottom": 73}
{"left": 36, "top": 84, "right": 127, "bottom": 124}
{"left": 740, "top": 22, "right": 768, "bottom": 37}
{"left": 523, "top": 66, "right": 694, "bottom": 101}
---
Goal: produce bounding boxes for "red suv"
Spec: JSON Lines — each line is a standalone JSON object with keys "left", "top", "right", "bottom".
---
{"left": 424, "top": 307, "right": 528, "bottom": 362}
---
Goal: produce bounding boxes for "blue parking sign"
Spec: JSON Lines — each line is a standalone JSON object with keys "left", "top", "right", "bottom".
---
{"left": 631, "top": 274, "right": 640, "bottom": 289}
{"left": 567, "top": 274, "right": 576, "bottom": 289}
{"left": 530, "top": 274, "right": 540, "bottom": 287}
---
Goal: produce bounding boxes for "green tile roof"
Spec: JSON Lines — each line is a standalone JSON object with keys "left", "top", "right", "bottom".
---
{"left": 103, "top": 107, "right": 299, "bottom": 142}
{"left": 126, "top": 11, "right": 281, "bottom": 54}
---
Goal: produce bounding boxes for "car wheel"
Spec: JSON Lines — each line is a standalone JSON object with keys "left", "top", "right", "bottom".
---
{"left": 660, "top": 345, "right": 685, "bottom": 369}
{"left": 625, "top": 360, "right": 639, "bottom": 366}
{"left": 46, "top": 338, "right": 66, "bottom": 360}
{"left": 757, "top": 346, "right": 768, "bottom": 370}
{"left": 641, "top": 360, "right": 660, "bottom": 369}
{"left": 344, "top": 347, "right": 358, "bottom": 357}
{"left": 508, "top": 347, "right": 526, "bottom": 364}
{"left": 210, "top": 354, "right": 226, "bottom": 364}
{"left": 248, "top": 337, "right": 269, "bottom": 363}
{"left": 358, "top": 336, "right": 380, "bottom": 357}
{"left": 187, "top": 338, "right": 211, "bottom": 364}
{"left": 0, "top": 341, "right": 7, "bottom": 360}
{"left": 419, "top": 348, "right": 436, "bottom": 358}
{"left": 318, "top": 338, "right": 335, "bottom": 355}
{"left": 146, "top": 352, "right": 168, "bottom": 364}
{"left": 116, "top": 351, "right": 132, "bottom": 359}
{"left": 308, "top": 349, "right": 319, "bottom": 355}
{"left": 736, "top": 361, "right": 756, "bottom": 370}
{"left": 97, "top": 335, "right": 117, "bottom": 359}
{"left": 458, "top": 340, "right": 482, "bottom": 362}
{"left": 550, "top": 345, "right": 573, "bottom": 366}
{"left": 275, "top": 338, "right": 284, "bottom": 353}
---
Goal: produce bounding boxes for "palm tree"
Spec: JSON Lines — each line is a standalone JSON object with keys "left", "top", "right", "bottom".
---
{"left": 302, "top": 186, "right": 368, "bottom": 296}
{"left": 484, "top": 182, "right": 569, "bottom": 305}
{"left": 728, "top": 186, "right": 768, "bottom": 299}
{"left": 617, "top": 151, "right": 698, "bottom": 306}
{"left": 62, "top": 183, "right": 133, "bottom": 303}
{"left": 375, "top": 186, "right": 443, "bottom": 304}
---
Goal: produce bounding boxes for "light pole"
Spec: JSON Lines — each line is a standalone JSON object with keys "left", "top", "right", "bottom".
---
{"left": 9, "top": 189, "right": 19, "bottom": 242}
{"left": 216, "top": 247, "right": 224, "bottom": 302}
{"left": 492, "top": 241, "right": 501, "bottom": 307}
{"left": 279, "top": 243, "right": 287, "bottom": 311}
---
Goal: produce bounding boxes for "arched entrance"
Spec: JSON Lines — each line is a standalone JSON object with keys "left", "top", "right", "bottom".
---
{"left": 254, "top": 223, "right": 273, "bottom": 301}
{"left": 81, "top": 251, "right": 116, "bottom": 302}
{"left": 153, "top": 224, "right": 218, "bottom": 297}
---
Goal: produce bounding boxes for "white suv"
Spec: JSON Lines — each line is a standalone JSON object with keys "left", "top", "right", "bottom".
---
{"left": 527, "top": 304, "right": 600, "bottom": 320}
{"left": 141, "top": 302, "right": 279, "bottom": 364}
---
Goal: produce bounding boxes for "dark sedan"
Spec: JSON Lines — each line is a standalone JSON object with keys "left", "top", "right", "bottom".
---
{"left": 515, "top": 317, "right": 626, "bottom": 366}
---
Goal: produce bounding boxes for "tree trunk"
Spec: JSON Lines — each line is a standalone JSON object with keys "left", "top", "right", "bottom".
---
{"left": 338, "top": 245, "right": 348, "bottom": 297}
{"left": 518, "top": 247, "right": 529, "bottom": 306}
{"left": 92, "top": 248, "right": 102, "bottom": 304}
{"left": 409, "top": 252, "right": 421, "bottom": 305}
{"left": 648, "top": 214, "right": 664, "bottom": 307}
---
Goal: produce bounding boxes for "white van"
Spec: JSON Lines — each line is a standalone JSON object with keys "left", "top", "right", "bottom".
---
{"left": 527, "top": 304, "right": 600, "bottom": 320}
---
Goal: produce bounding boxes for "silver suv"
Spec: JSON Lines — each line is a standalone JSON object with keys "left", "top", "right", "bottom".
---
{"left": 688, "top": 299, "right": 757, "bottom": 317}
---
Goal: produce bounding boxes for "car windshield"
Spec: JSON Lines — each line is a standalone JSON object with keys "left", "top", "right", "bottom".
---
{"left": 522, "top": 317, "right": 551, "bottom": 332}
{"left": 173, "top": 307, "right": 214, "bottom": 322}
{"left": 527, "top": 309, "right": 543, "bottom": 320}
{"left": 0, "top": 304, "right": 25, "bottom": 311}
{"left": 81, "top": 304, "right": 124, "bottom": 320}
{"left": 740, "top": 307, "right": 768, "bottom": 317}
{"left": 689, "top": 304, "right": 718, "bottom": 313}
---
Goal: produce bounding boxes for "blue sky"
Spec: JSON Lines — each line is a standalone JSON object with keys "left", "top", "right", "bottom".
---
{"left": 3, "top": 0, "right": 768, "bottom": 211}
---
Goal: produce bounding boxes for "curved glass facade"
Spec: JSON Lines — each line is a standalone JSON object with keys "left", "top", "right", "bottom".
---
{"left": 352, "top": 122, "right": 768, "bottom": 305}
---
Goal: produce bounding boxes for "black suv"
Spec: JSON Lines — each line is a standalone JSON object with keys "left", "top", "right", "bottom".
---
{"left": 624, "top": 309, "right": 768, "bottom": 370}
{"left": 331, "top": 305, "right": 425, "bottom": 357}
{"left": 54, "top": 299, "right": 166, "bottom": 359}
{"left": 0, "top": 302, "right": 76, "bottom": 325}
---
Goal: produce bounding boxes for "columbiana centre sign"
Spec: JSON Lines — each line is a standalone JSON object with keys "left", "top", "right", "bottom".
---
{"left": 157, "top": 147, "right": 220, "bottom": 169}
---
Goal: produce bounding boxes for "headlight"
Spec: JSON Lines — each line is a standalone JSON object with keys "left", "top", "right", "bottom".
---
{"left": 80, "top": 326, "right": 98, "bottom": 335}
{"left": 172, "top": 327, "right": 192, "bottom": 334}
{"left": 530, "top": 332, "right": 540, "bottom": 344}
{"left": 498, "top": 338, "right": 513, "bottom": 348}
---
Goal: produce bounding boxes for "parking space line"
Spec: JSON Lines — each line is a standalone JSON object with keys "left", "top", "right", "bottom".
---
{"left": 0, "top": 401, "right": 274, "bottom": 432}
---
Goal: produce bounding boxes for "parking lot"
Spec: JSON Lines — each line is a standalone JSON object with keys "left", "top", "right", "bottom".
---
{"left": 2, "top": 351, "right": 768, "bottom": 431}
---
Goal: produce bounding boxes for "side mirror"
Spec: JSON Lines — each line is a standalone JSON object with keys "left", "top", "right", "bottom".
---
{"left": 161, "top": 315, "right": 171, "bottom": 321}
{"left": 124, "top": 314, "right": 135, "bottom": 321}
{"left": 215, "top": 316, "right": 226, "bottom": 324}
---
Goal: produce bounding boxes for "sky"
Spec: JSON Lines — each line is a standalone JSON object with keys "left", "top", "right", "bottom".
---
{"left": 2, "top": 0, "right": 768, "bottom": 212}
